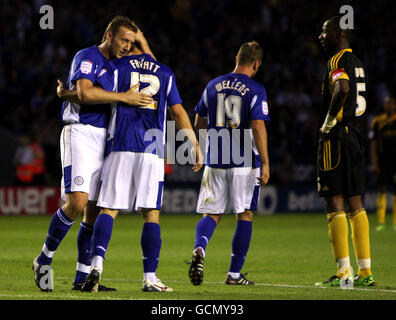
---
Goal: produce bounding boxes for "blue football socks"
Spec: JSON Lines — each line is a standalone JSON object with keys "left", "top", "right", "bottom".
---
{"left": 229, "top": 220, "right": 252, "bottom": 273}
{"left": 194, "top": 216, "right": 217, "bottom": 254}
{"left": 37, "top": 208, "right": 74, "bottom": 265}
{"left": 90, "top": 213, "right": 114, "bottom": 260}
{"left": 141, "top": 223, "right": 162, "bottom": 273}
{"left": 74, "top": 221, "right": 93, "bottom": 284}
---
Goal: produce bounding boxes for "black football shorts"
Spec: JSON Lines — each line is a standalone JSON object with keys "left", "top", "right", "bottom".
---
{"left": 377, "top": 158, "right": 396, "bottom": 191}
{"left": 317, "top": 137, "right": 365, "bottom": 198}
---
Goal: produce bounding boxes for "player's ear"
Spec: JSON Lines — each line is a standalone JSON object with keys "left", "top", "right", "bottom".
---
{"left": 106, "top": 31, "right": 113, "bottom": 42}
{"left": 335, "top": 28, "right": 344, "bottom": 41}
{"left": 340, "top": 29, "right": 350, "bottom": 42}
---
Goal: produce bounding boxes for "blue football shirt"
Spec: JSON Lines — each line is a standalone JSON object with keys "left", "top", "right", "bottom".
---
{"left": 61, "top": 46, "right": 115, "bottom": 128}
{"left": 106, "top": 53, "right": 182, "bottom": 156}
{"left": 194, "top": 72, "right": 270, "bottom": 168}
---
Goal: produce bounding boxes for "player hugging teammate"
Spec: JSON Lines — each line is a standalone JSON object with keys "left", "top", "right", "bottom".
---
{"left": 33, "top": 16, "right": 155, "bottom": 292}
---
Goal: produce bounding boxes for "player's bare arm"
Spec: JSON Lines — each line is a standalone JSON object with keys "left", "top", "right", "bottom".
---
{"left": 57, "top": 79, "right": 81, "bottom": 103}
{"left": 251, "top": 119, "right": 270, "bottom": 185}
{"left": 170, "top": 104, "right": 203, "bottom": 172}
{"left": 76, "top": 78, "right": 153, "bottom": 106}
{"left": 58, "top": 78, "right": 154, "bottom": 107}
{"left": 194, "top": 113, "right": 208, "bottom": 144}
{"left": 193, "top": 113, "right": 208, "bottom": 171}
{"left": 320, "top": 78, "right": 350, "bottom": 134}
{"left": 194, "top": 113, "right": 207, "bottom": 131}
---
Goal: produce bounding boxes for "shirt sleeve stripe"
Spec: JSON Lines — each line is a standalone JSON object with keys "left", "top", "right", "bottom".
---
{"left": 167, "top": 75, "right": 173, "bottom": 96}
{"left": 203, "top": 88, "right": 208, "bottom": 107}
{"left": 250, "top": 95, "right": 258, "bottom": 110}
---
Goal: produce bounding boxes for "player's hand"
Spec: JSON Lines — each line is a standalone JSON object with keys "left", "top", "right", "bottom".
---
{"left": 121, "top": 84, "right": 154, "bottom": 106}
{"left": 130, "top": 26, "right": 156, "bottom": 60}
{"left": 128, "top": 28, "right": 145, "bottom": 55}
{"left": 320, "top": 114, "right": 337, "bottom": 134}
{"left": 258, "top": 162, "right": 270, "bottom": 185}
{"left": 135, "top": 28, "right": 147, "bottom": 48}
{"left": 192, "top": 142, "right": 203, "bottom": 172}
{"left": 56, "top": 79, "right": 66, "bottom": 100}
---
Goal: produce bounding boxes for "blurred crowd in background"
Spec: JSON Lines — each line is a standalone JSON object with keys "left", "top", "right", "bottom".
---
{"left": 1, "top": 0, "right": 395, "bottom": 187}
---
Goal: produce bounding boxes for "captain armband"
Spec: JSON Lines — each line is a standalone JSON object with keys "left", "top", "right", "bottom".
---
{"left": 330, "top": 68, "right": 349, "bottom": 84}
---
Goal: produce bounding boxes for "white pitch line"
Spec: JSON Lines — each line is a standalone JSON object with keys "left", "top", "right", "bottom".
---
{"left": 56, "top": 276, "right": 396, "bottom": 295}
{"left": 206, "top": 281, "right": 396, "bottom": 294}
{"left": 3, "top": 278, "right": 395, "bottom": 299}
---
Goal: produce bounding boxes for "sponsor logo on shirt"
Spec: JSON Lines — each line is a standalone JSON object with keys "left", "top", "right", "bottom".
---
{"left": 262, "top": 101, "right": 268, "bottom": 115}
{"left": 80, "top": 60, "right": 93, "bottom": 74}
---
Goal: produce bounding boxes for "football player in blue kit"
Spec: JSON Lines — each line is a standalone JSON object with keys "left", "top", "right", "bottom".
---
{"left": 33, "top": 16, "right": 155, "bottom": 292}
{"left": 81, "top": 46, "right": 203, "bottom": 292}
{"left": 188, "top": 41, "right": 270, "bottom": 286}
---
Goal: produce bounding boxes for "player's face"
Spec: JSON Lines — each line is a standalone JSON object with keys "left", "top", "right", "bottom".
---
{"left": 319, "top": 20, "right": 337, "bottom": 51}
{"left": 110, "top": 26, "right": 136, "bottom": 59}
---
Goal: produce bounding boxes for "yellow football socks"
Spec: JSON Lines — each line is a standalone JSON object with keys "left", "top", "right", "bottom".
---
{"left": 376, "top": 193, "right": 387, "bottom": 225}
{"left": 327, "top": 211, "right": 350, "bottom": 276}
{"left": 348, "top": 209, "right": 372, "bottom": 277}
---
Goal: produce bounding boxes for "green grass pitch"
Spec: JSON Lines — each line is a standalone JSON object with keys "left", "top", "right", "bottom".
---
{"left": 0, "top": 213, "right": 396, "bottom": 300}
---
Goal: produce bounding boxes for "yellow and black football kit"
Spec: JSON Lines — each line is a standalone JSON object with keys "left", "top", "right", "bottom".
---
{"left": 317, "top": 49, "right": 373, "bottom": 282}
{"left": 318, "top": 48, "right": 368, "bottom": 198}
{"left": 370, "top": 113, "right": 396, "bottom": 190}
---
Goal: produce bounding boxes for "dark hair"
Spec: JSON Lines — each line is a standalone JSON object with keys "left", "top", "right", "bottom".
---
{"left": 101, "top": 16, "right": 138, "bottom": 43}
{"left": 236, "top": 41, "right": 263, "bottom": 66}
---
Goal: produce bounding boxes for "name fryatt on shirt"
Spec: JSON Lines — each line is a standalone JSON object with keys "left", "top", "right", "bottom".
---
{"left": 129, "top": 58, "right": 160, "bottom": 73}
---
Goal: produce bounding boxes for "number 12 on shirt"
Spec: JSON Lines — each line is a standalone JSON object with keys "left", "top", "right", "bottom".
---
{"left": 130, "top": 72, "right": 159, "bottom": 110}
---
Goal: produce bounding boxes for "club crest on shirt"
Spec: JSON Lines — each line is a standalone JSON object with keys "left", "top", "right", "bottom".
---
{"left": 74, "top": 176, "right": 84, "bottom": 186}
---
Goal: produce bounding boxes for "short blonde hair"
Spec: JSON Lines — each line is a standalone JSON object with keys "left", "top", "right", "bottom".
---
{"left": 236, "top": 41, "right": 263, "bottom": 66}
{"left": 101, "top": 16, "right": 138, "bottom": 43}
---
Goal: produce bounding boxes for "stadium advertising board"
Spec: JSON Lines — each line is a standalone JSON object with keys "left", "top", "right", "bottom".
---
{"left": 0, "top": 186, "right": 382, "bottom": 215}
{"left": 162, "top": 186, "right": 382, "bottom": 214}
{"left": 0, "top": 187, "right": 60, "bottom": 215}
